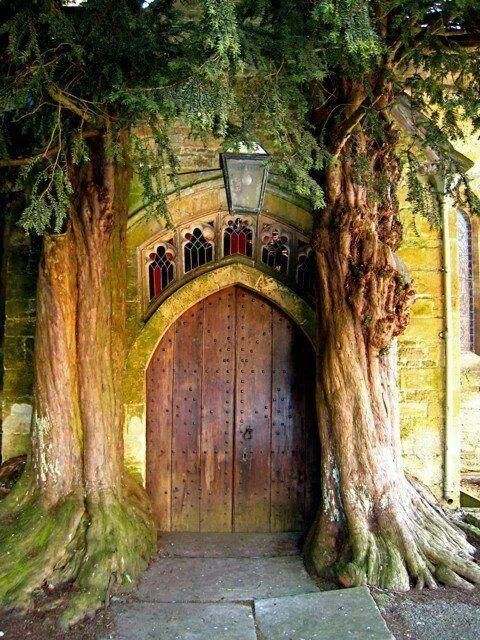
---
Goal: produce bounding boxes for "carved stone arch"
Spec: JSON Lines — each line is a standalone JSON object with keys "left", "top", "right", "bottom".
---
{"left": 123, "top": 262, "right": 316, "bottom": 483}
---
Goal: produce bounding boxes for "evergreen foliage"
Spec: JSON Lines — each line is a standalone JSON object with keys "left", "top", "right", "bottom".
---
{"left": 0, "top": 0, "right": 241, "bottom": 232}
{"left": 1, "top": 1, "right": 480, "bottom": 230}
{"left": 233, "top": 0, "right": 480, "bottom": 217}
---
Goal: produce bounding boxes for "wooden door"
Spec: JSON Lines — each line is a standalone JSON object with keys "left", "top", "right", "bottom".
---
{"left": 146, "top": 285, "right": 319, "bottom": 532}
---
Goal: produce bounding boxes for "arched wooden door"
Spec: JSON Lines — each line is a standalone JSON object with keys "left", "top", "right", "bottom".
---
{"left": 146, "top": 285, "right": 319, "bottom": 532}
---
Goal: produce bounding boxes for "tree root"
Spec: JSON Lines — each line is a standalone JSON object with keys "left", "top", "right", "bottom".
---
{"left": 0, "top": 494, "right": 86, "bottom": 610}
{"left": 0, "top": 474, "right": 156, "bottom": 627}
{"left": 62, "top": 476, "right": 156, "bottom": 627}
{"left": 305, "top": 479, "right": 480, "bottom": 592}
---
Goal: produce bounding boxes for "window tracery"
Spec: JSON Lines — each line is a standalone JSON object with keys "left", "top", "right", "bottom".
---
{"left": 182, "top": 223, "right": 215, "bottom": 273}
{"left": 296, "top": 243, "right": 315, "bottom": 295}
{"left": 148, "top": 241, "right": 175, "bottom": 300}
{"left": 143, "top": 213, "right": 312, "bottom": 308}
{"left": 260, "top": 225, "right": 289, "bottom": 274}
{"left": 223, "top": 217, "right": 254, "bottom": 258}
{"left": 458, "top": 210, "right": 475, "bottom": 352}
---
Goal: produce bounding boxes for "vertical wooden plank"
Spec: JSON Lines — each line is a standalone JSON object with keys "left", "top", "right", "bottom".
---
{"left": 171, "top": 300, "right": 203, "bottom": 531}
{"left": 305, "top": 344, "right": 321, "bottom": 525}
{"left": 234, "top": 287, "right": 272, "bottom": 532}
{"left": 200, "top": 287, "right": 235, "bottom": 531}
{"left": 270, "top": 312, "right": 307, "bottom": 532}
{"left": 146, "top": 326, "right": 174, "bottom": 530}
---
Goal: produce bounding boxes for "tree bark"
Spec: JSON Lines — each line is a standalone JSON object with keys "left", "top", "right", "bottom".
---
{"left": 0, "top": 135, "right": 155, "bottom": 625}
{"left": 304, "top": 122, "right": 480, "bottom": 590}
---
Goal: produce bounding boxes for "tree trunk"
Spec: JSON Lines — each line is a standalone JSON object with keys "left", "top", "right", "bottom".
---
{"left": 304, "top": 125, "right": 480, "bottom": 590}
{"left": 0, "top": 135, "right": 155, "bottom": 625}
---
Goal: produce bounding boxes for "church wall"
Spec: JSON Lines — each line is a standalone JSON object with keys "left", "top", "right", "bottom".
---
{"left": 1, "top": 229, "right": 39, "bottom": 460}
{"left": 0, "top": 129, "right": 472, "bottom": 509}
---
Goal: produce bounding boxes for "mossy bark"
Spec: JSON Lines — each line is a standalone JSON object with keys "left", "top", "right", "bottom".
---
{"left": 0, "top": 135, "right": 156, "bottom": 626}
{"left": 305, "top": 115, "right": 480, "bottom": 590}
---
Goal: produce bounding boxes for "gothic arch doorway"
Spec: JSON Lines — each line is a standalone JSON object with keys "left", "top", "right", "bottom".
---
{"left": 146, "top": 285, "right": 319, "bottom": 533}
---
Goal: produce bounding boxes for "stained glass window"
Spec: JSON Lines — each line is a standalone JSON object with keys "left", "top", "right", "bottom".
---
{"left": 458, "top": 211, "right": 475, "bottom": 351}
{"left": 296, "top": 245, "right": 315, "bottom": 295}
{"left": 261, "top": 228, "right": 289, "bottom": 274}
{"left": 223, "top": 217, "right": 254, "bottom": 257}
{"left": 148, "top": 243, "right": 175, "bottom": 300}
{"left": 184, "top": 226, "right": 214, "bottom": 273}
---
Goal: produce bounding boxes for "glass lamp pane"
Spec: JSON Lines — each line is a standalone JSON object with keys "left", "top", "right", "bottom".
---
{"left": 225, "top": 156, "right": 268, "bottom": 213}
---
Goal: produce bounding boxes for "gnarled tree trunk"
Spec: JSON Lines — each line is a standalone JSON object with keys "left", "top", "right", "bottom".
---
{"left": 304, "top": 122, "right": 480, "bottom": 590}
{"left": 0, "top": 135, "right": 155, "bottom": 625}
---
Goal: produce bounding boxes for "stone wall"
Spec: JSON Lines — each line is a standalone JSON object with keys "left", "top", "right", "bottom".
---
{"left": 1, "top": 229, "right": 39, "bottom": 460}
{"left": 460, "top": 354, "right": 480, "bottom": 473}
{"left": 396, "top": 196, "right": 450, "bottom": 500}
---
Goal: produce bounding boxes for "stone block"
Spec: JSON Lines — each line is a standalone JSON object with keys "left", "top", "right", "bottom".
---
{"left": 400, "top": 366, "right": 444, "bottom": 391}
{"left": 4, "top": 317, "right": 36, "bottom": 338}
{"left": 1, "top": 432, "right": 30, "bottom": 460}
{"left": 398, "top": 247, "right": 442, "bottom": 270}
{"left": 106, "top": 602, "right": 257, "bottom": 640}
{"left": 410, "top": 297, "right": 443, "bottom": 318}
{"left": 408, "top": 271, "right": 443, "bottom": 296}
{"left": 157, "top": 532, "right": 302, "bottom": 558}
{"left": 254, "top": 587, "right": 394, "bottom": 640}
{"left": 398, "top": 341, "right": 443, "bottom": 369}
{"left": 5, "top": 297, "right": 37, "bottom": 320}
{"left": 136, "top": 556, "right": 318, "bottom": 602}
{"left": 2, "top": 336, "right": 35, "bottom": 369}
{"left": 2, "top": 366, "right": 34, "bottom": 402}
{"left": 400, "top": 401, "right": 429, "bottom": 419}
{"left": 405, "top": 316, "right": 444, "bottom": 337}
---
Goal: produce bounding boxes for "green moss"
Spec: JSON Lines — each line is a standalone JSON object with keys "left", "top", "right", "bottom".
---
{"left": 0, "top": 470, "right": 156, "bottom": 628}
{"left": 3, "top": 336, "right": 34, "bottom": 369}
{"left": 0, "top": 493, "right": 85, "bottom": 608}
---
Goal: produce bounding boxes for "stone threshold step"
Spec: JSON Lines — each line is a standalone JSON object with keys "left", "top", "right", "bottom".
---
{"left": 105, "top": 587, "right": 395, "bottom": 640}
{"left": 157, "top": 532, "right": 303, "bottom": 558}
{"left": 254, "top": 587, "right": 395, "bottom": 640}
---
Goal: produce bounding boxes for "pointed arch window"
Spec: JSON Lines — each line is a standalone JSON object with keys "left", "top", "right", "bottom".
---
{"left": 183, "top": 224, "right": 215, "bottom": 273}
{"left": 223, "top": 217, "right": 254, "bottom": 258}
{"left": 296, "top": 244, "right": 315, "bottom": 295}
{"left": 458, "top": 210, "right": 475, "bottom": 352}
{"left": 261, "top": 226, "right": 289, "bottom": 274}
{"left": 148, "top": 242, "right": 175, "bottom": 300}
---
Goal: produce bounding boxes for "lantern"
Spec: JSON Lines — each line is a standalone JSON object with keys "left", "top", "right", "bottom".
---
{"left": 220, "top": 143, "right": 270, "bottom": 215}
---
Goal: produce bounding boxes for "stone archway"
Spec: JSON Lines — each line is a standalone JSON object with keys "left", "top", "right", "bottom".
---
{"left": 123, "top": 263, "right": 316, "bottom": 484}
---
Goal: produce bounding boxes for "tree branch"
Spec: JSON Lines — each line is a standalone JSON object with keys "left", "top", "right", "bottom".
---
{"left": 0, "top": 129, "right": 99, "bottom": 168}
{"left": 47, "top": 85, "right": 104, "bottom": 126}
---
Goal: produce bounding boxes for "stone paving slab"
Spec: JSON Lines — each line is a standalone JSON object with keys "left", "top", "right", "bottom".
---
{"left": 105, "top": 601, "right": 257, "bottom": 640}
{"left": 157, "top": 532, "right": 302, "bottom": 558}
{"left": 254, "top": 587, "right": 395, "bottom": 640}
{"left": 137, "top": 556, "right": 319, "bottom": 602}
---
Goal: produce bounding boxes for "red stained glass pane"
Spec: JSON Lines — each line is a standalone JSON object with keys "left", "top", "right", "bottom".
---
{"left": 223, "top": 218, "right": 253, "bottom": 258}
{"left": 148, "top": 245, "right": 175, "bottom": 300}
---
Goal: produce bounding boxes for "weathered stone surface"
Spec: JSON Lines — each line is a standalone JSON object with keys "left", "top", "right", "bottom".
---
{"left": 254, "top": 587, "right": 394, "bottom": 640}
{"left": 105, "top": 602, "right": 257, "bottom": 640}
{"left": 1, "top": 402, "right": 33, "bottom": 459}
{"left": 1, "top": 230, "right": 39, "bottom": 462}
{"left": 136, "top": 556, "right": 318, "bottom": 603}
{"left": 157, "top": 532, "right": 302, "bottom": 558}
{"left": 460, "top": 354, "right": 480, "bottom": 472}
